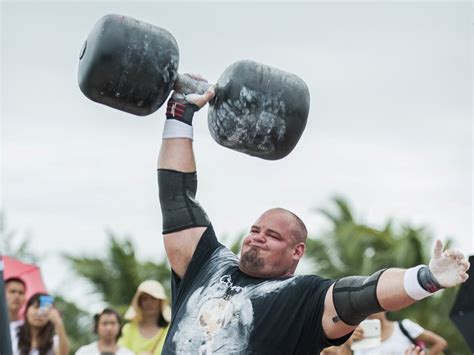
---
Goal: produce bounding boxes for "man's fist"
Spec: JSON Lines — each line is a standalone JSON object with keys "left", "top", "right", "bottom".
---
{"left": 172, "top": 73, "right": 215, "bottom": 109}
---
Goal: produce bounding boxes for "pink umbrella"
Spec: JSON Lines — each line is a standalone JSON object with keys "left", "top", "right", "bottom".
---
{"left": 3, "top": 256, "right": 48, "bottom": 318}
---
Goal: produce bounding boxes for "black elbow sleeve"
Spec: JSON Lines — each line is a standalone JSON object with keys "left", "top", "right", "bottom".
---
{"left": 158, "top": 169, "right": 210, "bottom": 234}
{"left": 332, "top": 269, "right": 387, "bottom": 326}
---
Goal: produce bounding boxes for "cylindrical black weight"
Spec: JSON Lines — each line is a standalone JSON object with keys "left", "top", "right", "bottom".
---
{"left": 208, "top": 60, "right": 310, "bottom": 160}
{"left": 78, "top": 14, "right": 179, "bottom": 116}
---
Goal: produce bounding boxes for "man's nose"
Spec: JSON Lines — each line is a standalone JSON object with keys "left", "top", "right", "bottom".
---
{"left": 253, "top": 232, "right": 266, "bottom": 243}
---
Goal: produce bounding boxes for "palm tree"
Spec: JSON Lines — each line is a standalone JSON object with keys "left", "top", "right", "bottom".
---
{"left": 54, "top": 295, "right": 94, "bottom": 353}
{"left": 65, "top": 229, "right": 172, "bottom": 315}
{"left": 306, "top": 197, "right": 469, "bottom": 354}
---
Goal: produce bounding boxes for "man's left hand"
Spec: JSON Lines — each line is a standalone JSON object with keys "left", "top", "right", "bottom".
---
{"left": 429, "top": 240, "right": 470, "bottom": 288}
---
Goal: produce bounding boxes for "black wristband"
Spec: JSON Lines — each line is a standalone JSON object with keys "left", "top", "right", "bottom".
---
{"left": 166, "top": 99, "right": 199, "bottom": 126}
{"left": 417, "top": 265, "right": 443, "bottom": 293}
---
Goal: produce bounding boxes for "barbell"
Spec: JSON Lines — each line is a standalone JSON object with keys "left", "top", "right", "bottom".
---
{"left": 78, "top": 14, "right": 310, "bottom": 160}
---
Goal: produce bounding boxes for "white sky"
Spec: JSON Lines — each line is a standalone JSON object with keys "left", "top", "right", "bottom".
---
{"left": 1, "top": 1, "right": 472, "bottom": 305}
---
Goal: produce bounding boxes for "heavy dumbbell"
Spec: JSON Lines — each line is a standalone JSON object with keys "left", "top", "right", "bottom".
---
{"left": 78, "top": 14, "right": 310, "bottom": 160}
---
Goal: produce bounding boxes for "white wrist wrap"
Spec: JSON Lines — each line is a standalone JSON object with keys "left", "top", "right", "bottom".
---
{"left": 162, "top": 119, "right": 193, "bottom": 140}
{"left": 403, "top": 265, "right": 433, "bottom": 300}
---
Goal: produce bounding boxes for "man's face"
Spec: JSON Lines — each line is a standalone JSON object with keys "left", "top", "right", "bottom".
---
{"left": 97, "top": 313, "right": 120, "bottom": 342}
{"left": 239, "top": 210, "right": 305, "bottom": 278}
{"left": 5, "top": 280, "right": 26, "bottom": 314}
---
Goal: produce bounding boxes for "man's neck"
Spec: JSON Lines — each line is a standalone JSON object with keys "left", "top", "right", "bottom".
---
{"left": 8, "top": 310, "right": 19, "bottom": 322}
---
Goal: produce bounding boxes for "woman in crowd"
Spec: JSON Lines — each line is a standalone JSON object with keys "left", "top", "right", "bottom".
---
{"left": 118, "top": 280, "right": 171, "bottom": 355}
{"left": 352, "top": 312, "right": 447, "bottom": 355}
{"left": 12, "top": 293, "right": 70, "bottom": 355}
{"left": 75, "top": 308, "right": 133, "bottom": 355}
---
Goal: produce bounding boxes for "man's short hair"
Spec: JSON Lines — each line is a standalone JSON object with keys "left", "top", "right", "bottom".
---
{"left": 93, "top": 307, "right": 123, "bottom": 341}
{"left": 286, "top": 210, "right": 308, "bottom": 243}
{"left": 269, "top": 208, "right": 308, "bottom": 243}
{"left": 5, "top": 277, "right": 27, "bottom": 290}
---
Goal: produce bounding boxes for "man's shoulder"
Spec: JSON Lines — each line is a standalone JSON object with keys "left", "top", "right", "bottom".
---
{"left": 294, "top": 274, "right": 333, "bottom": 286}
{"left": 284, "top": 274, "right": 334, "bottom": 297}
{"left": 10, "top": 319, "right": 23, "bottom": 335}
{"left": 193, "top": 225, "right": 237, "bottom": 266}
{"left": 10, "top": 319, "right": 24, "bottom": 328}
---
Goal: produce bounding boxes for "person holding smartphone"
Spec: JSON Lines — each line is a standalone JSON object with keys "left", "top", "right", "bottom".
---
{"left": 352, "top": 312, "right": 447, "bottom": 355}
{"left": 12, "top": 293, "right": 70, "bottom": 355}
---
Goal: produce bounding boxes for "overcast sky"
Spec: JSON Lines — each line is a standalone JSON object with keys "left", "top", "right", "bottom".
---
{"left": 1, "top": 1, "right": 472, "bottom": 307}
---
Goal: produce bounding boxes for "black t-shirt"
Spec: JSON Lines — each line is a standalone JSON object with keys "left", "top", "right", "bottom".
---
{"left": 162, "top": 226, "right": 350, "bottom": 354}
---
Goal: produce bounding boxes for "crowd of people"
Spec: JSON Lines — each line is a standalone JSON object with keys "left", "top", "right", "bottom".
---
{"left": 5, "top": 274, "right": 451, "bottom": 355}
{"left": 5, "top": 277, "right": 170, "bottom": 355}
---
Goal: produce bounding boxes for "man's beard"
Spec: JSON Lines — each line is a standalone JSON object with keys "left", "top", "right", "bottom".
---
{"left": 240, "top": 247, "right": 265, "bottom": 274}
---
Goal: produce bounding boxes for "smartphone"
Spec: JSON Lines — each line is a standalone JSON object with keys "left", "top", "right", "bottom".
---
{"left": 39, "top": 295, "right": 55, "bottom": 315}
{"left": 350, "top": 319, "right": 382, "bottom": 350}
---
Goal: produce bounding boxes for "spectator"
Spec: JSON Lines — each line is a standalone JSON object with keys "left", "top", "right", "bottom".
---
{"left": 352, "top": 312, "right": 447, "bottom": 355}
{"left": 6, "top": 278, "right": 27, "bottom": 346}
{"left": 118, "top": 280, "right": 171, "bottom": 355}
{"left": 321, "top": 328, "right": 363, "bottom": 355}
{"left": 12, "top": 293, "right": 69, "bottom": 355}
{"left": 75, "top": 308, "right": 133, "bottom": 355}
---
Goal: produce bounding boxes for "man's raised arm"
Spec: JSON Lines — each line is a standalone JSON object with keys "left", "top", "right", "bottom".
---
{"left": 322, "top": 240, "right": 470, "bottom": 339}
{"left": 157, "top": 77, "right": 215, "bottom": 279}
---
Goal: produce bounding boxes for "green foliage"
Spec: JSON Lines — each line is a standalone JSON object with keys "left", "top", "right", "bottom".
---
{"left": 64, "top": 230, "right": 172, "bottom": 353}
{"left": 54, "top": 295, "right": 94, "bottom": 353}
{"left": 65, "top": 229, "right": 172, "bottom": 313}
{"left": 306, "top": 197, "right": 470, "bottom": 354}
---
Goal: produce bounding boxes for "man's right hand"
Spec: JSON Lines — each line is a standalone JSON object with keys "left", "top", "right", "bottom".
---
{"left": 162, "top": 74, "right": 215, "bottom": 141}
{"left": 173, "top": 73, "right": 215, "bottom": 109}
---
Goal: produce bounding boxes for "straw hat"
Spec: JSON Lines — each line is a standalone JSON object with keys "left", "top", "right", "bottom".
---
{"left": 124, "top": 280, "right": 171, "bottom": 323}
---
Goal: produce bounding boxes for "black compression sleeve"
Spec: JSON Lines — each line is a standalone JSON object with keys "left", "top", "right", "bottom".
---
{"left": 158, "top": 169, "right": 210, "bottom": 234}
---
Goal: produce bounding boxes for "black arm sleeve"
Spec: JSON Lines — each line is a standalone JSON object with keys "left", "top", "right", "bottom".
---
{"left": 158, "top": 169, "right": 210, "bottom": 234}
{"left": 332, "top": 269, "right": 387, "bottom": 326}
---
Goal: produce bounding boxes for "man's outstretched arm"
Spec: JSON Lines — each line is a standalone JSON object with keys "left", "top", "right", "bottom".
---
{"left": 322, "top": 240, "right": 470, "bottom": 339}
{"left": 158, "top": 80, "right": 215, "bottom": 279}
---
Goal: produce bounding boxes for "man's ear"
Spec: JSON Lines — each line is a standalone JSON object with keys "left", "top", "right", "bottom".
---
{"left": 293, "top": 243, "right": 305, "bottom": 260}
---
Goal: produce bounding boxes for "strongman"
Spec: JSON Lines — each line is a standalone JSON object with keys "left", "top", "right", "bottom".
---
{"left": 157, "top": 76, "right": 470, "bottom": 354}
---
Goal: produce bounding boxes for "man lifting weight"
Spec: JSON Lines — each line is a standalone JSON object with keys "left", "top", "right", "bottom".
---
{"left": 157, "top": 76, "right": 470, "bottom": 354}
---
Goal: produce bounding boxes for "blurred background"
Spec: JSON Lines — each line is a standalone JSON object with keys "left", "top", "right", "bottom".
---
{"left": 1, "top": 1, "right": 472, "bottom": 353}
